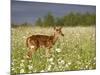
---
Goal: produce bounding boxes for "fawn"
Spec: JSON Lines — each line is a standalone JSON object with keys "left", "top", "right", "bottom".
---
{"left": 26, "top": 27, "right": 64, "bottom": 59}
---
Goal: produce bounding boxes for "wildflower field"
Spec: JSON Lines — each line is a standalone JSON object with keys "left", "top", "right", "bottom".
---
{"left": 11, "top": 26, "right": 96, "bottom": 74}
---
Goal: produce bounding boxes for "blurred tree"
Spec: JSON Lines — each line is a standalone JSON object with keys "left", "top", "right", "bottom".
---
{"left": 55, "top": 17, "right": 64, "bottom": 26}
{"left": 35, "top": 17, "right": 43, "bottom": 26}
{"left": 34, "top": 12, "right": 96, "bottom": 27}
{"left": 43, "top": 12, "right": 55, "bottom": 27}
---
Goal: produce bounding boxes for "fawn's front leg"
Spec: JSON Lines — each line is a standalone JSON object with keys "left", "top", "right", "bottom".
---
{"left": 27, "top": 49, "right": 33, "bottom": 59}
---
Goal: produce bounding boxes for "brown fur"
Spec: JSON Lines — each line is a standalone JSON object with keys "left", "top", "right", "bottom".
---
{"left": 26, "top": 27, "right": 64, "bottom": 59}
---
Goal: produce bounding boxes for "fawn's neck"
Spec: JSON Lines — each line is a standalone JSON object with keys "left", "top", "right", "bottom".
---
{"left": 52, "top": 33, "right": 59, "bottom": 44}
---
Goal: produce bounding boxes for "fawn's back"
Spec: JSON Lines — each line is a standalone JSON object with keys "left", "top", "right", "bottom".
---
{"left": 26, "top": 35, "right": 54, "bottom": 48}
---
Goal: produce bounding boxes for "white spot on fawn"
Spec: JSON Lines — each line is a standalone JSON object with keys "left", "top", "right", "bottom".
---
{"left": 30, "top": 46, "right": 35, "bottom": 49}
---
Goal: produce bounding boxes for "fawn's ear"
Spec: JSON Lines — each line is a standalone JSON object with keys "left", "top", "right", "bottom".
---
{"left": 59, "top": 27, "right": 62, "bottom": 30}
{"left": 54, "top": 26, "right": 56, "bottom": 30}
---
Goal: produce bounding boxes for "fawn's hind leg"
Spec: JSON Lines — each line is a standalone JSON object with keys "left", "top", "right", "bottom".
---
{"left": 45, "top": 48, "right": 51, "bottom": 57}
{"left": 27, "top": 45, "right": 37, "bottom": 59}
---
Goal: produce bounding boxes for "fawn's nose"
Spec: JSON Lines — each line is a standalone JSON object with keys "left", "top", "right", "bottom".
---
{"left": 61, "top": 33, "right": 64, "bottom": 36}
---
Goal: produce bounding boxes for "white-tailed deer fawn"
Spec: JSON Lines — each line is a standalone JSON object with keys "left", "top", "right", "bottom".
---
{"left": 26, "top": 27, "right": 64, "bottom": 59}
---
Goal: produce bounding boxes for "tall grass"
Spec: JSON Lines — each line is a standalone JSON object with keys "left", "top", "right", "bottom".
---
{"left": 11, "top": 26, "right": 96, "bottom": 74}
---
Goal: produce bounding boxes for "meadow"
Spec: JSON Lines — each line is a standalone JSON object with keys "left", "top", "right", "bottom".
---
{"left": 11, "top": 26, "right": 96, "bottom": 74}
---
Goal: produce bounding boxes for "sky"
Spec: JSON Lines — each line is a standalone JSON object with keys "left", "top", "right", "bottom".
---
{"left": 11, "top": 0, "right": 96, "bottom": 24}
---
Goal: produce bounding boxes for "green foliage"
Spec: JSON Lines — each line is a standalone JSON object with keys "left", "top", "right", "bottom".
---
{"left": 43, "top": 12, "right": 55, "bottom": 27}
{"left": 35, "top": 12, "right": 96, "bottom": 27}
{"left": 55, "top": 17, "right": 64, "bottom": 26}
{"left": 35, "top": 17, "right": 43, "bottom": 26}
{"left": 12, "top": 12, "right": 96, "bottom": 27}
{"left": 11, "top": 22, "right": 32, "bottom": 28}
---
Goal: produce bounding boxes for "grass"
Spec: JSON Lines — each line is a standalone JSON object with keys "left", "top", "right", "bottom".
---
{"left": 11, "top": 26, "right": 96, "bottom": 74}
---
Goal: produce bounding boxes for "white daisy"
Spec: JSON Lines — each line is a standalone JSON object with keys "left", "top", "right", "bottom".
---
{"left": 28, "top": 65, "right": 33, "bottom": 70}
{"left": 65, "top": 64, "right": 68, "bottom": 67}
{"left": 23, "top": 36, "right": 26, "bottom": 39}
{"left": 21, "top": 60, "right": 25, "bottom": 63}
{"left": 47, "top": 65, "right": 52, "bottom": 71}
{"left": 47, "top": 58, "right": 53, "bottom": 62}
{"left": 60, "top": 60, "right": 65, "bottom": 64}
{"left": 68, "top": 62, "right": 71, "bottom": 65}
{"left": 20, "top": 63, "right": 24, "bottom": 67}
{"left": 20, "top": 69, "right": 24, "bottom": 73}
{"left": 56, "top": 48, "right": 61, "bottom": 52}
{"left": 29, "top": 60, "right": 32, "bottom": 63}
{"left": 11, "top": 68, "right": 15, "bottom": 71}
{"left": 40, "top": 70, "right": 45, "bottom": 72}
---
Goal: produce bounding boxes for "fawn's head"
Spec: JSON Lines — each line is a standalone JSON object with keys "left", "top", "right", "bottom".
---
{"left": 53, "top": 27, "right": 64, "bottom": 37}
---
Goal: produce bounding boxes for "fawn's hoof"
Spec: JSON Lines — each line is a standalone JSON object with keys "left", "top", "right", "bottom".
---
{"left": 24, "top": 55, "right": 32, "bottom": 60}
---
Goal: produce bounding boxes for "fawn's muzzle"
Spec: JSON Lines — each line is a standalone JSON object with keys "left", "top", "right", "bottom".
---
{"left": 61, "top": 33, "right": 64, "bottom": 36}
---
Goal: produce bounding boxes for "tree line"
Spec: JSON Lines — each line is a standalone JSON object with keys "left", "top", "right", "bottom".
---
{"left": 35, "top": 12, "right": 96, "bottom": 27}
